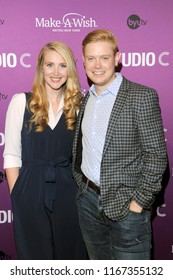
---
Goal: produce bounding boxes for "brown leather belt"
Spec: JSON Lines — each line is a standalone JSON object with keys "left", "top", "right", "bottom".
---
{"left": 82, "top": 175, "right": 100, "bottom": 195}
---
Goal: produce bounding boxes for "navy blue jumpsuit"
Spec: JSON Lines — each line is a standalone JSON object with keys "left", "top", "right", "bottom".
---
{"left": 11, "top": 93, "right": 87, "bottom": 260}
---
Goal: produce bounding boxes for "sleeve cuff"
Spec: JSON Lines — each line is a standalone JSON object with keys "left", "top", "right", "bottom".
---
{"left": 3, "top": 155, "right": 22, "bottom": 169}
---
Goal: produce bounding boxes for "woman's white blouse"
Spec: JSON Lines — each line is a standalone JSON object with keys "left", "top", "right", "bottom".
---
{"left": 3, "top": 93, "right": 64, "bottom": 169}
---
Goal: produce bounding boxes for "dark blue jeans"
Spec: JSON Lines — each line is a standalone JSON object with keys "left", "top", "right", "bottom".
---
{"left": 77, "top": 183, "right": 152, "bottom": 260}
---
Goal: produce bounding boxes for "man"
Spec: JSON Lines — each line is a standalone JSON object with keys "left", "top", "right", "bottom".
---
{"left": 72, "top": 29, "right": 167, "bottom": 259}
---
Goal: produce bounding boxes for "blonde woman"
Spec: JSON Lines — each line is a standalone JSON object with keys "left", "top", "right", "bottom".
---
{"left": 3, "top": 41, "right": 87, "bottom": 260}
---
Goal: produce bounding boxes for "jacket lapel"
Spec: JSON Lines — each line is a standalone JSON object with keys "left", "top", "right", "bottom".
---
{"left": 76, "top": 93, "right": 89, "bottom": 132}
{"left": 102, "top": 77, "right": 130, "bottom": 156}
{"left": 73, "top": 93, "right": 89, "bottom": 167}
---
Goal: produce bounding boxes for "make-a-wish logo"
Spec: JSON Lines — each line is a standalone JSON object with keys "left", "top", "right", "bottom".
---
{"left": 127, "top": 14, "right": 147, "bottom": 29}
{"left": 35, "top": 13, "right": 98, "bottom": 32}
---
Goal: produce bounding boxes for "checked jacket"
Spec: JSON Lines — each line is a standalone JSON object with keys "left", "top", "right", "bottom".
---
{"left": 72, "top": 76, "right": 168, "bottom": 221}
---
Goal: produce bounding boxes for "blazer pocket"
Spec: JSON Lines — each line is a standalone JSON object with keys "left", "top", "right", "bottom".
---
{"left": 113, "top": 182, "right": 136, "bottom": 207}
{"left": 119, "top": 173, "right": 139, "bottom": 188}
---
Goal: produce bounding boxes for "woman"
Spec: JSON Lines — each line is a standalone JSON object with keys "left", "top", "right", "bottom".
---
{"left": 3, "top": 41, "right": 87, "bottom": 260}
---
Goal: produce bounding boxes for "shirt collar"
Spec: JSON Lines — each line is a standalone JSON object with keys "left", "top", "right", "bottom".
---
{"left": 89, "top": 72, "right": 123, "bottom": 97}
{"left": 48, "top": 93, "right": 64, "bottom": 115}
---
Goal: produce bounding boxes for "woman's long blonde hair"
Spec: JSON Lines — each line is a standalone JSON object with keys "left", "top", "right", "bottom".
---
{"left": 28, "top": 41, "right": 82, "bottom": 132}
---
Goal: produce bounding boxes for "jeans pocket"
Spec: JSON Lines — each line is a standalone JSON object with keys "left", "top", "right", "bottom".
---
{"left": 129, "top": 209, "right": 143, "bottom": 215}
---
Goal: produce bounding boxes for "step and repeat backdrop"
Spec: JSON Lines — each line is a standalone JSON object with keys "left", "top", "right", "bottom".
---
{"left": 0, "top": 0, "right": 173, "bottom": 260}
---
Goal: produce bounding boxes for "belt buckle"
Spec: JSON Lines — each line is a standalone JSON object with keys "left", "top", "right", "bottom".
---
{"left": 86, "top": 178, "right": 90, "bottom": 185}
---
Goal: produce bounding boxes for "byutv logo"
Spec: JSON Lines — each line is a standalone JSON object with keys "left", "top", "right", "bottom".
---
{"left": 127, "top": 14, "right": 147, "bottom": 29}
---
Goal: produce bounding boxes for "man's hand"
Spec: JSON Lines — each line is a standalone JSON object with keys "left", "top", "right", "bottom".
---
{"left": 129, "top": 200, "right": 143, "bottom": 213}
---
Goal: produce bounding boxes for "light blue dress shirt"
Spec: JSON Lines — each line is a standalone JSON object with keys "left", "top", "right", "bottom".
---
{"left": 81, "top": 73, "right": 123, "bottom": 186}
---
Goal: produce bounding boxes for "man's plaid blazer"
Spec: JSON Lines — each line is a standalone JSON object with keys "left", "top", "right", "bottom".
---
{"left": 72, "top": 76, "right": 168, "bottom": 221}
